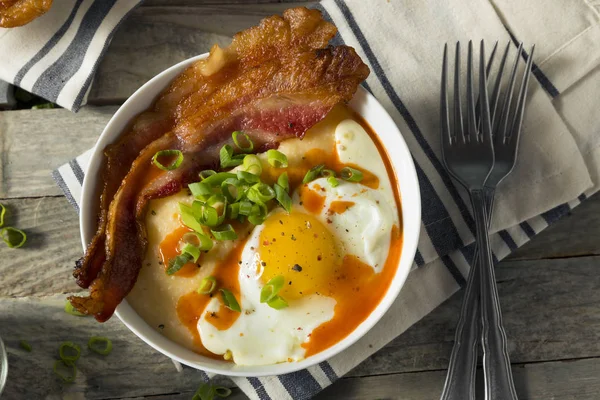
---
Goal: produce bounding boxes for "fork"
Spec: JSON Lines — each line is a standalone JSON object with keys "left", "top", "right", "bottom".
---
{"left": 439, "top": 40, "right": 534, "bottom": 400}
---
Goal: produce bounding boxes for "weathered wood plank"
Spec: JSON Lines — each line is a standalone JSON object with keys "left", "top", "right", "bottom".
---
{"left": 0, "top": 197, "right": 83, "bottom": 298}
{"left": 317, "top": 358, "right": 600, "bottom": 400}
{"left": 347, "top": 254, "right": 600, "bottom": 377}
{"left": 509, "top": 193, "right": 600, "bottom": 260}
{"left": 88, "top": 3, "right": 316, "bottom": 104}
{"left": 0, "top": 107, "right": 117, "bottom": 199}
{"left": 0, "top": 295, "right": 235, "bottom": 400}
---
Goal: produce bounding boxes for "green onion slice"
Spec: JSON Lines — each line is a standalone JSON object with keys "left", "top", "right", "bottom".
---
{"left": 59, "top": 341, "right": 81, "bottom": 363}
{"left": 20, "top": 340, "right": 32, "bottom": 352}
{"left": 215, "top": 386, "right": 232, "bottom": 398}
{"left": 327, "top": 176, "right": 339, "bottom": 187}
{"left": 274, "top": 184, "right": 292, "bottom": 213}
{"left": 88, "top": 336, "right": 112, "bottom": 356}
{"left": 232, "top": 131, "right": 254, "bottom": 153}
{"left": 152, "top": 149, "right": 184, "bottom": 171}
{"left": 248, "top": 202, "right": 268, "bottom": 225}
{"left": 267, "top": 295, "right": 288, "bottom": 310}
{"left": 260, "top": 275, "right": 285, "bottom": 303}
{"left": 179, "top": 203, "right": 204, "bottom": 233}
{"left": 0, "top": 227, "right": 26, "bottom": 248}
{"left": 238, "top": 201, "right": 253, "bottom": 216}
{"left": 303, "top": 164, "right": 325, "bottom": 184}
{"left": 64, "top": 300, "right": 86, "bottom": 317}
{"left": 167, "top": 253, "right": 193, "bottom": 275}
{"left": 220, "top": 289, "right": 241, "bottom": 312}
{"left": 340, "top": 167, "right": 364, "bottom": 182}
{"left": 277, "top": 172, "right": 289, "bottom": 192}
{"left": 192, "top": 201, "right": 222, "bottom": 228}
{"left": 220, "top": 145, "right": 244, "bottom": 169}
{"left": 32, "top": 103, "right": 54, "bottom": 109}
{"left": 0, "top": 203, "right": 5, "bottom": 227}
{"left": 221, "top": 178, "right": 245, "bottom": 203}
{"left": 211, "top": 224, "right": 238, "bottom": 241}
{"left": 227, "top": 203, "right": 240, "bottom": 219}
{"left": 180, "top": 243, "right": 201, "bottom": 263}
{"left": 242, "top": 154, "right": 262, "bottom": 175}
{"left": 237, "top": 170, "right": 260, "bottom": 184}
{"left": 181, "top": 231, "right": 213, "bottom": 253}
{"left": 267, "top": 149, "right": 288, "bottom": 168}
{"left": 202, "top": 172, "right": 237, "bottom": 187}
{"left": 53, "top": 359, "right": 76, "bottom": 383}
{"left": 198, "top": 276, "right": 217, "bottom": 295}
{"left": 189, "top": 182, "right": 213, "bottom": 199}
{"left": 199, "top": 170, "right": 217, "bottom": 180}
{"left": 247, "top": 183, "right": 276, "bottom": 204}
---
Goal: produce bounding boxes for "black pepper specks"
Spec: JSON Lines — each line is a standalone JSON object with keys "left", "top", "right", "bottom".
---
{"left": 292, "top": 264, "right": 302, "bottom": 272}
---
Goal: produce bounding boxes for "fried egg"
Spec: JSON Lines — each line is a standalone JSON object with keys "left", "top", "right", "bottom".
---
{"left": 196, "top": 118, "right": 400, "bottom": 365}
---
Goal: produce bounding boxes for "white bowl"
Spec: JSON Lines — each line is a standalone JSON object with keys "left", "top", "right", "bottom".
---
{"left": 80, "top": 53, "right": 421, "bottom": 377}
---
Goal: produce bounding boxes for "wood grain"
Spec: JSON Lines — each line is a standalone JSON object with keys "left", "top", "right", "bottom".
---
{"left": 88, "top": 3, "right": 316, "bottom": 104}
{"left": 0, "top": 107, "right": 117, "bottom": 199}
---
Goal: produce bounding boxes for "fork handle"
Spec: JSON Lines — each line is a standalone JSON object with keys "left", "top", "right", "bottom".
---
{"left": 472, "top": 189, "right": 519, "bottom": 400}
{"left": 439, "top": 188, "right": 495, "bottom": 400}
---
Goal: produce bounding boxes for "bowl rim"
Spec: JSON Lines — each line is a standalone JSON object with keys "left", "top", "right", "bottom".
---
{"left": 80, "top": 53, "right": 421, "bottom": 377}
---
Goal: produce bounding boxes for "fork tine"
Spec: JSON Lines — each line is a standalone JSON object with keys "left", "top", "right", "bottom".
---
{"left": 466, "top": 41, "right": 476, "bottom": 142}
{"left": 508, "top": 45, "right": 535, "bottom": 144}
{"left": 479, "top": 40, "right": 493, "bottom": 145}
{"left": 441, "top": 43, "right": 451, "bottom": 146}
{"left": 497, "top": 42, "right": 523, "bottom": 142}
{"left": 489, "top": 42, "right": 510, "bottom": 130}
{"left": 454, "top": 42, "right": 463, "bottom": 144}
{"left": 475, "top": 41, "right": 498, "bottom": 127}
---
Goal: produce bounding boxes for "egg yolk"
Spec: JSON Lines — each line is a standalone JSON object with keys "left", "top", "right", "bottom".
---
{"left": 258, "top": 211, "right": 340, "bottom": 301}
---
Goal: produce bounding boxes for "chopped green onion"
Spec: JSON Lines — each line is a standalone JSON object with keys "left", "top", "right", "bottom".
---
{"left": 180, "top": 243, "right": 201, "bottom": 263}
{"left": 215, "top": 386, "right": 232, "bottom": 398}
{"left": 242, "top": 154, "right": 262, "bottom": 175}
{"left": 59, "top": 341, "right": 81, "bottom": 363}
{"left": 260, "top": 275, "right": 285, "bottom": 303}
{"left": 267, "top": 295, "right": 288, "bottom": 310}
{"left": 277, "top": 172, "right": 289, "bottom": 192}
{"left": 340, "top": 167, "right": 364, "bottom": 182}
{"left": 236, "top": 170, "right": 260, "bottom": 184}
{"left": 236, "top": 201, "right": 252, "bottom": 216}
{"left": 220, "top": 289, "right": 241, "bottom": 312}
{"left": 206, "top": 194, "right": 227, "bottom": 223}
{"left": 0, "top": 203, "right": 5, "bottom": 227}
{"left": 179, "top": 203, "right": 204, "bottom": 232}
{"left": 247, "top": 183, "right": 276, "bottom": 204}
{"left": 220, "top": 145, "right": 244, "bottom": 169}
{"left": 0, "top": 227, "right": 26, "bottom": 248}
{"left": 232, "top": 131, "right": 254, "bottom": 153}
{"left": 167, "top": 253, "right": 193, "bottom": 275}
{"left": 221, "top": 178, "right": 245, "bottom": 203}
{"left": 267, "top": 149, "right": 288, "bottom": 168}
{"left": 193, "top": 202, "right": 221, "bottom": 227}
{"left": 198, "top": 276, "right": 217, "bottom": 295}
{"left": 53, "top": 359, "right": 76, "bottom": 383}
{"left": 88, "top": 336, "right": 112, "bottom": 356}
{"left": 181, "top": 231, "right": 213, "bottom": 252}
{"left": 32, "top": 103, "right": 54, "bottom": 109}
{"left": 189, "top": 182, "right": 213, "bottom": 198}
{"left": 211, "top": 224, "right": 238, "bottom": 241}
{"left": 327, "top": 176, "right": 339, "bottom": 187}
{"left": 274, "top": 184, "right": 292, "bottom": 213}
{"left": 303, "top": 164, "right": 325, "bottom": 184}
{"left": 248, "top": 202, "right": 268, "bottom": 225}
{"left": 64, "top": 300, "right": 86, "bottom": 317}
{"left": 193, "top": 383, "right": 232, "bottom": 400}
{"left": 202, "top": 172, "right": 237, "bottom": 187}
{"left": 199, "top": 170, "right": 217, "bottom": 180}
{"left": 227, "top": 203, "right": 240, "bottom": 219}
{"left": 20, "top": 340, "right": 32, "bottom": 352}
{"left": 152, "top": 149, "right": 184, "bottom": 171}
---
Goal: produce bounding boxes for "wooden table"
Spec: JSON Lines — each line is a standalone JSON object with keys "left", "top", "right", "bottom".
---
{"left": 1, "top": 2, "right": 599, "bottom": 399}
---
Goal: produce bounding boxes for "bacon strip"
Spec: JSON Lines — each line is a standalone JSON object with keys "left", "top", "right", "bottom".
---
{"left": 71, "top": 7, "right": 369, "bottom": 321}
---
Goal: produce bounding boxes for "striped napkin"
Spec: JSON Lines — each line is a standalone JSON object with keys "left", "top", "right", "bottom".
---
{"left": 52, "top": 0, "right": 600, "bottom": 399}
{"left": 0, "top": 0, "right": 142, "bottom": 111}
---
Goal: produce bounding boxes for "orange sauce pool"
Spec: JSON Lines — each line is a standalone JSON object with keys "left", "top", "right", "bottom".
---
{"left": 175, "top": 236, "right": 247, "bottom": 358}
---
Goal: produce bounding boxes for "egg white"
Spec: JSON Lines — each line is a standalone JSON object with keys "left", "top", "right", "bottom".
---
{"left": 197, "top": 223, "right": 336, "bottom": 366}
